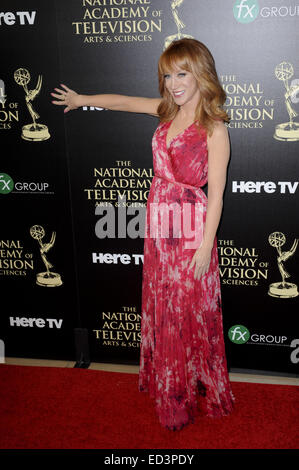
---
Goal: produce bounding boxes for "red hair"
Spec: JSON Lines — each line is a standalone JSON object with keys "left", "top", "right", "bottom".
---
{"left": 157, "top": 38, "right": 229, "bottom": 136}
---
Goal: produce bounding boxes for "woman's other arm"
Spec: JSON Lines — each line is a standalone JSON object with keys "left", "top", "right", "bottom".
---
{"left": 51, "top": 84, "right": 161, "bottom": 116}
{"left": 190, "top": 121, "right": 230, "bottom": 280}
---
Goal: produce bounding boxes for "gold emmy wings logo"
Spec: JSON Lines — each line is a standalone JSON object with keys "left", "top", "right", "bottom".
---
{"left": 14, "top": 68, "right": 50, "bottom": 141}
{"left": 164, "top": 0, "right": 193, "bottom": 49}
{"left": 268, "top": 232, "right": 298, "bottom": 298}
{"left": 30, "top": 225, "right": 62, "bottom": 287}
{"left": 274, "top": 62, "right": 299, "bottom": 141}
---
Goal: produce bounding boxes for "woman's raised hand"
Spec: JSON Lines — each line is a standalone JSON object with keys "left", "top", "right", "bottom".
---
{"left": 51, "top": 84, "right": 80, "bottom": 113}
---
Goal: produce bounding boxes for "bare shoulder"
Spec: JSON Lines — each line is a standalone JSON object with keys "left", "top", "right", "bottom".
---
{"left": 207, "top": 121, "right": 229, "bottom": 151}
{"left": 208, "top": 120, "right": 228, "bottom": 140}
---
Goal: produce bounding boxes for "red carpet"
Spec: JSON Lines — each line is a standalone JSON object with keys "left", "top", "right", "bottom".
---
{"left": 0, "top": 364, "right": 298, "bottom": 449}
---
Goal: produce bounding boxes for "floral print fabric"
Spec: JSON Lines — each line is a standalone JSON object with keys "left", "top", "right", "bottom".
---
{"left": 139, "top": 120, "right": 234, "bottom": 430}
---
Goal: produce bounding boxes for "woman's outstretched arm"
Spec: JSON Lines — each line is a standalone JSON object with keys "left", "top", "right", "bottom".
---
{"left": 51, "top": 84, "right": 161, "bottom": 116}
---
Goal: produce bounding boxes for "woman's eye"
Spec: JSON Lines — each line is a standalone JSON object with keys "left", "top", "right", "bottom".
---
{"left": 164, "top": 74, "right": 170, "bottom": 79}
{"left": 178, "top": 73, "right": 186, "bottom": 77}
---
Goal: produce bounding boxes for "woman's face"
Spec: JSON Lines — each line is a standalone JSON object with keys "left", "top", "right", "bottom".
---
{"left": 163, "top": 65, "right": 200, "bottom": 109}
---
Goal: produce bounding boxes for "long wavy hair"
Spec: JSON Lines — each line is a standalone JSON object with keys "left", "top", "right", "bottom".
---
{"left": 157, "top": 38, "right": 229, "bottom": 136}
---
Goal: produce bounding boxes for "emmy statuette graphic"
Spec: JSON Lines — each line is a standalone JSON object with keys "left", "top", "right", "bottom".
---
{"left": 14, "top": 68, "right": 50, "bottom": 141}
{"left": 274, "top": 62, "right": 299, "bottom": 142}
{"left": 30, "top": 225, "right": 62, "bottom": 287}
{"left": 268, "top": 232, "right": 298, "bottom": 298}
{"left": 164, "top": 0, "right": 193, "bottom": 49}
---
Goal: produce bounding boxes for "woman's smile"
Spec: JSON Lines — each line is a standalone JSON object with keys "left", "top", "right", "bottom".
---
{"left": 164, "top": 67, "right": 200, "bottom": 108}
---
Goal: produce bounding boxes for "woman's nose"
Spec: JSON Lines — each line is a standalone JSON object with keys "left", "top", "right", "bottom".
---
{"left": 170, "top": 76, "right": 179, "bottom": 89}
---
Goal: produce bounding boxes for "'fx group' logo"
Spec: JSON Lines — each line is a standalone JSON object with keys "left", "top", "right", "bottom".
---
{"left": 228, "top": 325, "right": 250, "bottom": 344}
{"left": 233, "top": 0, "right": 260, "bottom": 23}
{"left": 0, "top": 173, "right": 14, "bottom": 194}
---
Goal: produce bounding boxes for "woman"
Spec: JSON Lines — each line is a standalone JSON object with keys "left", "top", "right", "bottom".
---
{"left": 52, "top": 38, "right": 234, "bottom": 431}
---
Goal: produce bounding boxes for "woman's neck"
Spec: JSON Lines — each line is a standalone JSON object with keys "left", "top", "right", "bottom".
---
{"left": 176, "top": 106, "right": 196, "bottom": 123}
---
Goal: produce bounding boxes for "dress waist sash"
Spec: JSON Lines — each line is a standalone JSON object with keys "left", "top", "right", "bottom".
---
{"left": 155, "top": 174, "right": 205, "bottom": 194}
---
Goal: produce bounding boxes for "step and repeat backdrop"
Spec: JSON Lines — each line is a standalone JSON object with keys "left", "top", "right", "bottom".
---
{"left": 1, "top": 0, "right": 298, "bottom": 375}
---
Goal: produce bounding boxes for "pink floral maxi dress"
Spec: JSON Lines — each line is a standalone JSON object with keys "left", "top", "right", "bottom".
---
{"left": 139, "top": 120, "right": 234, "bottom": 430}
